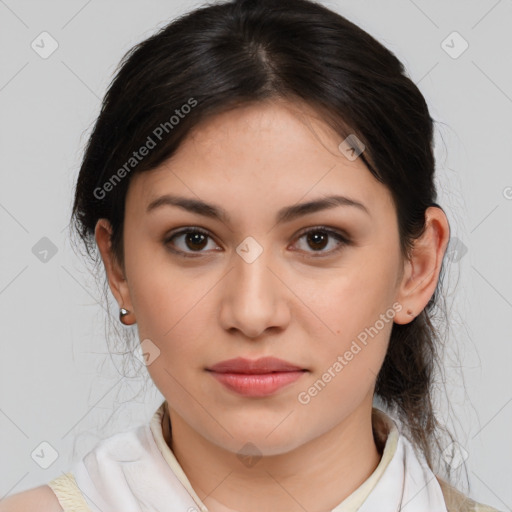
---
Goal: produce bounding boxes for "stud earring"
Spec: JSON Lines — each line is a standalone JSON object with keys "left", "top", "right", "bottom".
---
{"left": 119, "top": 307, "right": 133, "bottom": 325}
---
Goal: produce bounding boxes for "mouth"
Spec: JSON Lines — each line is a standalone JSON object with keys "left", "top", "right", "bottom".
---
{"left": 206, "top": 357, "right": 308, "bottom": 397}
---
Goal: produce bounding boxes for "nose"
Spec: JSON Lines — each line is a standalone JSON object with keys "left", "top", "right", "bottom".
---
{"left": 218, "top": 245, "right": 291, "bottom": 339}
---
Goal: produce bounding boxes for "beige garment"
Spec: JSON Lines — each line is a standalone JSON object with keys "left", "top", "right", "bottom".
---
{"left": 46, "top": 471, "right": 91, "bottom": 512}
{"left": 47, "top": 401, "right": 501, "bottom": 512}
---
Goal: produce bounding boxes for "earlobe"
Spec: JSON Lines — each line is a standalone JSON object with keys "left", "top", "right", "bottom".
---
{"left": 394, "top": 207, "right": 450, "bottom": 325}
{"left": 94, "top": 219, "right": 135, "bottom": 323}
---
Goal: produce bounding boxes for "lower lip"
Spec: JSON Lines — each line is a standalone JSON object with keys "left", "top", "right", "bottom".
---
{"left": 208, "top": 370, "right": 306, "bottom": 397}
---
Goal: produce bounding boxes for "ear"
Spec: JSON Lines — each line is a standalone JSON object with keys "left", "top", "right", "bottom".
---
{"left": 95, "top": 219, "right": 135, "bottom": 321}
{"left": 394, "top": 206, "right": 450, "bottom": 325}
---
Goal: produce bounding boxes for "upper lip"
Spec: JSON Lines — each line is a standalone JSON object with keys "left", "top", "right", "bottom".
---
{"left": 207, "top": 357, "right": 305, "bottom": 374}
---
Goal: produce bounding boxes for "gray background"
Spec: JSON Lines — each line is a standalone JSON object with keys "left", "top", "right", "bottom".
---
{"left": 0, "top": 0, "right": 511, "bottom": 510}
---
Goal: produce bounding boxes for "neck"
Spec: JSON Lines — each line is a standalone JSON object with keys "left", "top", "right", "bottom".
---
{"left": 163, "top": 400, "right": 383, "bottom": 512}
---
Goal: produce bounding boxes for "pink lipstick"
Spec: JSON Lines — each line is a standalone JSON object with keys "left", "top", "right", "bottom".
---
{"left": 206, "top": 357, "right": 307, "bottom": 397}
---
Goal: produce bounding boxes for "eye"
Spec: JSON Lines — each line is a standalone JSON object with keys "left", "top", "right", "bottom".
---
{"left": 164, "top": 225, "right": 350, "bottom": 258}
{"left": 291, "top": 226, "right": 350, "bottom": 257}
{"left": 164, "top": 227, "right": 221, "bottom": 257}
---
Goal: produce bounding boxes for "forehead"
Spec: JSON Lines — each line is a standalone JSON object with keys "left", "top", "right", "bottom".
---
{"left": 126, "top": 100, "right": 394, "bottom": 219}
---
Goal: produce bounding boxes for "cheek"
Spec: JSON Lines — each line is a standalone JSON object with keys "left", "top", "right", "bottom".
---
{"left": 300, "top": 252, "right": 399, "bottom": 334}
{"left": 293, "top": 249, "right": 398, "bottom": 380}
{"left": 133, "top": 281, "right": 210, "bottom": 350}
{"left": 296, "top": 280, "right": 393, "bottom": 415}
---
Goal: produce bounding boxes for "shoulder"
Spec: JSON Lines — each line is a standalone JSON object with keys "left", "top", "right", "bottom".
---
{"left": 0, "top": 485, "right": 63, "bottom": 512}
{"left": 436, "top": 476, "right": 503, "bottom": 512}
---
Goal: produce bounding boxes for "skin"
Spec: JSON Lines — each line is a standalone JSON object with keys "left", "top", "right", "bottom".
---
{"left": 95, "top": 99, "right": 450, "bottom": 512}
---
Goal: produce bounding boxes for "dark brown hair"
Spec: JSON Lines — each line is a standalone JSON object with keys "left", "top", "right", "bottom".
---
{"left": 70, "top": 0, "right": 461, "bottom": 483}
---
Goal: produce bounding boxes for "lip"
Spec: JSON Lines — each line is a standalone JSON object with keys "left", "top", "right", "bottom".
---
{"left": 206, "top": 357, "right": 307, "bottom": 397}
{"left": 207, "top": 356, "right": 305, "bottom": 374}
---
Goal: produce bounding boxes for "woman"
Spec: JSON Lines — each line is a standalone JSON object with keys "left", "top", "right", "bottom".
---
{"left": 1, "top": 0, "right": 501, "bottom": 510}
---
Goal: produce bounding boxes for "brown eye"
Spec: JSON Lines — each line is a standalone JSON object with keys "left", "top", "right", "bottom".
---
{"left": 164, "top": 227, "right": 220, "bottom": 256}
{"left": 292, "top": 227, "right": 350, "bottom": 256}
{"left": 164, "top": 226, "right": 350, "bottom": 259}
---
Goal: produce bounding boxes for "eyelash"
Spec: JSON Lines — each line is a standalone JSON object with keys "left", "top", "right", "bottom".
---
{"left": 163, "top": 226, "right": 351, "bottom": 259}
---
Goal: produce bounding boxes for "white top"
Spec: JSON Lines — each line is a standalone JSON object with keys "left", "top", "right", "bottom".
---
{"left": 48, "top": 401, "right": 449, "bottom": 512}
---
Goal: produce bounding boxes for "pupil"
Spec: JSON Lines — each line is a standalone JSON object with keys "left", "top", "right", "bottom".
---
{"left": 308, "top": 231, "right": 327, "bottom": 251}
{"left": 187, "top": 232, "right": 207, "bottom": 250}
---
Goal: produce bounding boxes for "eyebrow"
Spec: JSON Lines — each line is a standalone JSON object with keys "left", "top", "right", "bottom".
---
{"left": 146, "top": 193, "right": 370, "bottom": 224}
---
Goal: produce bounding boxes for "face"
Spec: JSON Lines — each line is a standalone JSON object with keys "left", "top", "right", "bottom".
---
{"left": 109, "top": 100, "right": 409, "bottom": 456}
